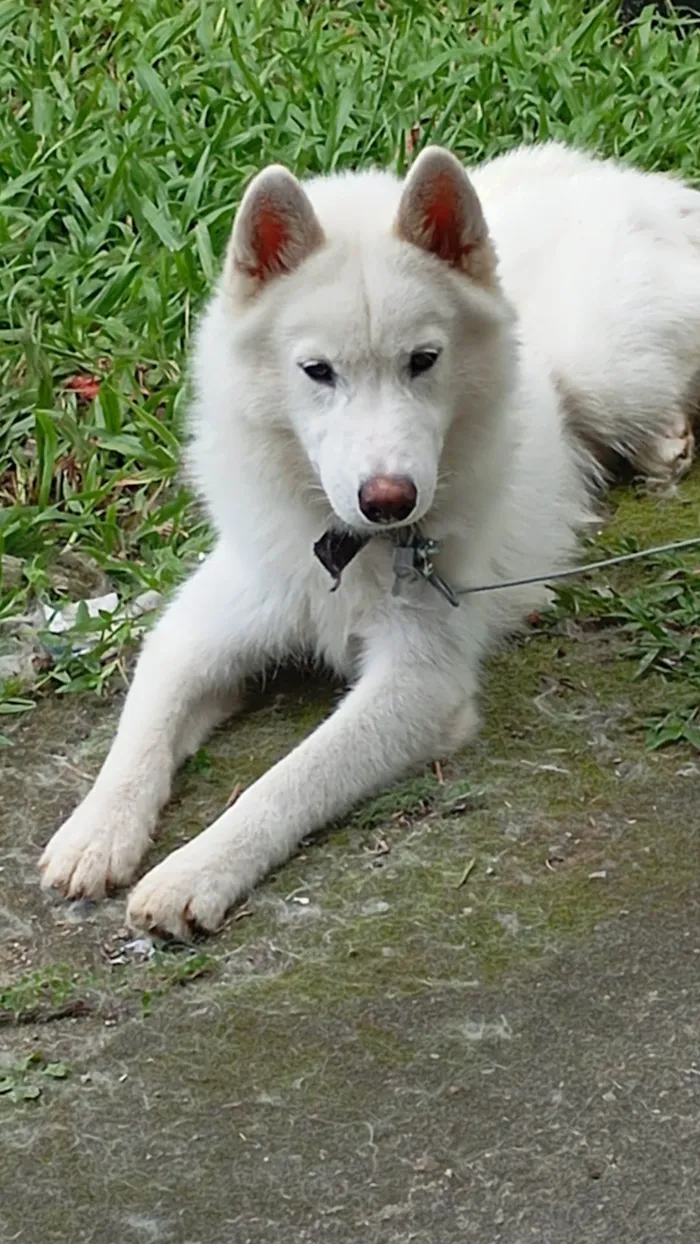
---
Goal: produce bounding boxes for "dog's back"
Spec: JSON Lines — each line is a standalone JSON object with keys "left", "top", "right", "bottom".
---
{"left": 474, "top": 143, "right": 700, "bottom": 473}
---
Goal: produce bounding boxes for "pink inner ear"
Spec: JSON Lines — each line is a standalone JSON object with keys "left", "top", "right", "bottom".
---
{"left": 423, "top": 173, "right": 465, "bottom": 263}
{"left": 251, "top": 201, "right": 289, "bottom": 277}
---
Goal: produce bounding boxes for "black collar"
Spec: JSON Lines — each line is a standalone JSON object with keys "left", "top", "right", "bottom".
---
{"left": 313, "top": 524, "right": 460, "bottom": 606}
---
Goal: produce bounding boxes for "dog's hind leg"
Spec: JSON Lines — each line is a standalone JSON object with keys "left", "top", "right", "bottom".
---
{"left": 556, "top": 370, "right": 698, "bottom": 486}
{"left": 626, "top": 405, "right": 695, "bottom": 484}
{"left": 39, "top": 542, "right": 295, "bottom": 900}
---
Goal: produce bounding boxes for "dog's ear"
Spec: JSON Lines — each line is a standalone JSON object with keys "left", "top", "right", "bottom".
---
{"left": 395, "top": 147, "right": 495, "bottom": 285}
{"left": 225, "top": 166, "right": 324, "bottom": 296}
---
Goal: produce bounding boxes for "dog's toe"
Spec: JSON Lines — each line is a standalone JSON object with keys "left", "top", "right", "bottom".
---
{"left": 40, "top": 799, "right": 151, "bottom": 900}
{"left": 657, "top": 425, "right": 694, "bottom": 475}
{"left": 126, "top": 850, "right": 234, "bottom": 941}
{"left": 631, "top": 417, "right": 695, "bottom": 484}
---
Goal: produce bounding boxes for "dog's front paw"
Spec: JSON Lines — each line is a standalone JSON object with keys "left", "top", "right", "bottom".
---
{"left": 126, "top": 840, "right": 240, "bottom": 941}
{"left": 40, "top": 795, "right": 152, "bottom": 900}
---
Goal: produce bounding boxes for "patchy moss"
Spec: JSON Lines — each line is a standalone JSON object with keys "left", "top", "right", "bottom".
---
{"left": 604, "top": 472, "right": 700, "bottom": 546}
{"left": 0, "top": 965, "right": 82, "bottom": 1013}
{"left": 0, "top": 1051, "right": 71, "bottom": 1106}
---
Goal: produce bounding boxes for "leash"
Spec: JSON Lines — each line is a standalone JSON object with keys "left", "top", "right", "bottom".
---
{"left": 392, "top": 529, "right": 700, "bottom": 606}
{"left": 452, "top": 536, "right": 700, "bottom": 599}
{"left": 313, "top": 525, "right": 700, "bottom": 607}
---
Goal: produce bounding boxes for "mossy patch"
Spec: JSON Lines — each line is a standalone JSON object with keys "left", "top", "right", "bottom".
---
{"left": 604, "top": 472, "right": 700, "bottom": 546}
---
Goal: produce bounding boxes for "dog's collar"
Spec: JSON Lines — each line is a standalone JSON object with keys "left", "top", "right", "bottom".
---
{"left": 312, "top": 527, "right": 369, "bottom": 586}
{"left": 313, "top": 524, "right": 460, "bottom": 607}
{"left": 314, "top": 527, "right": 700, "bottom": 609}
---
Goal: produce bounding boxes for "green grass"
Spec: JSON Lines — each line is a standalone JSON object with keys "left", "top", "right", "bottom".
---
{"left": 550, "top": 543, "right": 700, "bottom": 750}
{"left": 1, "top": 0, "right": 699, "bottom": 731}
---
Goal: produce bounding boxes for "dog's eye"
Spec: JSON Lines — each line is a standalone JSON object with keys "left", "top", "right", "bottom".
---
{"left": 409, "top": 349, "right": 440, "bottom": 378}
{"left": 300, "top": 360, "right": 336, "bottom": 386}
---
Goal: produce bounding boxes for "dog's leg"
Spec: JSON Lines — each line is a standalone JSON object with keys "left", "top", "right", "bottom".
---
{"left": 625, "top": 406, "right": 695, "bottom": 484}
{"left": 39, "top": 543, "right": 289, "bottom": 899}
{"left": 126, "top": 618, "right": 479, "bottom": 939}
{"left": 557, "top": 369, "right": 698, "bottom": 486}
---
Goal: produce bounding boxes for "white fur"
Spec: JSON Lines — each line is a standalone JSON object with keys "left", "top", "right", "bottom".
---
{"left": 40, "top": 142, "right": 700, "bottom": 939}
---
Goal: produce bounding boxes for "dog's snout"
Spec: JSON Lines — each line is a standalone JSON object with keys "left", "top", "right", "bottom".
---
{"left": 358, "top": 475, "right": 418, "bottom": 525}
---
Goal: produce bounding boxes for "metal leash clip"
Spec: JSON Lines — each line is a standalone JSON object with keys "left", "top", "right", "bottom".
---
{"left": 391, "top": 528, "right": 460, "bottom": 607}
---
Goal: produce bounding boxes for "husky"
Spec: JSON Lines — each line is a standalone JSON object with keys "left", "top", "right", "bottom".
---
{"left": 39, "top": 142, "right": 700, "bottom": 939}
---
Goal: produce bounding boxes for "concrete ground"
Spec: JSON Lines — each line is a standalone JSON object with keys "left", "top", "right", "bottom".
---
{"left": 1, "top": 481, "right": 698, "bottom": 1244}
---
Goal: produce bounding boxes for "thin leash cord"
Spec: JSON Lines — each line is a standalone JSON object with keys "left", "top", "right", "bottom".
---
{"left": 456, "top": 536, "right": 700, "bottom": 596}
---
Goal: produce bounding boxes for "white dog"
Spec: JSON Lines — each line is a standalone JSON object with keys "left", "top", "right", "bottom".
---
{"left": 40, "top": 143, "right": 700, "bottom": 938}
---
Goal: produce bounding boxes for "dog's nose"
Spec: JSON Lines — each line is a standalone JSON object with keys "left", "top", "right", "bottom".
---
{"left": 358, "top": 475, "right": 418, "bottom": 525}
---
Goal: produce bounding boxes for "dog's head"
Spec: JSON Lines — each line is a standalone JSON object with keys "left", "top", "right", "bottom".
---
{"left": 220, "top": 147, "right": 514, "bottom": 533}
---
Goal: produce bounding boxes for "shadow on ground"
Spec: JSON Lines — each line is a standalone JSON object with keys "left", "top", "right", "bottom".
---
{"left": 1, "top": 480, "right": 698, "bottom": 1244}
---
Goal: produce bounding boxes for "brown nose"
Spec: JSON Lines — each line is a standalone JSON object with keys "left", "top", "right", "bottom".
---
{"left": 358, "top": 475, "right": 418, "bottom": 525}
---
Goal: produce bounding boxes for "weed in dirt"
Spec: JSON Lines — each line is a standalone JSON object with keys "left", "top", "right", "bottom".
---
{"left": 548, "top": 533, "right": 700, "bottom": 749}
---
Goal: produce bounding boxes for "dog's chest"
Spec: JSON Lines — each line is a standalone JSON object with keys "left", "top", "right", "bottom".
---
{"left": 305, "top": 536, "right": 396, "bottom": 672}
